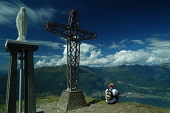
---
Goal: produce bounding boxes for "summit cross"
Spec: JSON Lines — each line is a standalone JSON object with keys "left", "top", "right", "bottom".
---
{"left": 45, "top": 9, "right": 97, "bottom": 91}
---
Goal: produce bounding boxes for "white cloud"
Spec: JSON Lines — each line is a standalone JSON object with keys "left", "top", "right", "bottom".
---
{"left": 153, "top": 34, "right": 170, "bottom": 37}
{"left": 59, "top": 37, "right": 67, "bottom": 42}
{"left": 0, "top": 53, "right": 9, "bottom": 57}
{"left": 0, "top": 0, "right": 58, "bottom": 26}
{"left": 61, "top": 10, "right": 68, "bottom": 14}
{"left": 34, "top": 38, "right": 170, "bottom": 67}
{"left": 110, "top": 50, "right": 150, "bottom": 66}
{"left": 35, "top": 42, "right": 150, "bottom": 67}
{"left": 131, "top": 40, "right": 144, "bottom": 44}
{"left": 29, "top": 40, "right": 63, "bottom": 49}
{"left": 35, "top": 43, "right": 103, "bottom": 67}
{"left": 109, "top": 42, "right": 125, "bottom": 49}
{"left": 145, "top": 38, "right": 170, "bottom": 64}
{"left": 119, "top": 39, "right": 128, "bottom": 44}
{"left": 98, "top": 44, "right": 104, "bottom": 46}
{"left": 0, "top": 38, "right": 7, "bottom": 46}
{"left": 80, "top": 43, "right": 103, "bottom": 66}
{"left": 34, "top": 55, "right": 62, "bottom": 67}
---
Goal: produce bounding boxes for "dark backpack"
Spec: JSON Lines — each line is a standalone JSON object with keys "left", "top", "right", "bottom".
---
{"left": 105, "top": 89, "right": 114, "bottom": 100}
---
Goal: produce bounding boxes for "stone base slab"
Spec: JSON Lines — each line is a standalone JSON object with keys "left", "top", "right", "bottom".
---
{"left": 57, "top": 90, "right": 87, "bottom": 111}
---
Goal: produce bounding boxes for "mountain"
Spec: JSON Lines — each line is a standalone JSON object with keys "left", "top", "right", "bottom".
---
{"left": 34, "top": 65, "right": 106, "bottom": 96}
{"left": 0, "top": 69, "right": 8, "bottom": 76}
{"left": 117, "top": 64, "right": 170, "bottom": 85}
{"left": 0, "top": 64, "right": 170, "bottom": 106}
{"left": 0, "top": 72, "right": 5, "bottom": 77}
{"left": 117, "top": 64, "right": 170, "bottom": 79}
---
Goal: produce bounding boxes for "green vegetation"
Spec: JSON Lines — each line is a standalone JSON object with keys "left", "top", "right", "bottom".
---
{"left": 0, "top": 104, "right": 5, "bottom": 113}
{"left": 36, "top": 95, "right": 60, "bottom": 108}
{"left": 0, "top": 95, "right": 60, "bottom": 113}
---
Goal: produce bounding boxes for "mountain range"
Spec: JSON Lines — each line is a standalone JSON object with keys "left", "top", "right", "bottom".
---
{"left": 0, "top": 64, "right": 170, "bottom": 106}
{"left": 0, "top": 72, "right": 4, "bottom": 77}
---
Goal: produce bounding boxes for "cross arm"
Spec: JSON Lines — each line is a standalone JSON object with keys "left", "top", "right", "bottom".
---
{"left": 45, "top": 22, "right": 97, "bottom": 41}
{"left": 45, "top": 22, "right": 68, "bottom": 39}
{"left": 78, "top": 29, "right": 97, "bottom": 41}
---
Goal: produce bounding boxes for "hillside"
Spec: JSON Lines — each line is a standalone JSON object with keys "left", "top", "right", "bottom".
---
{"left": 34, "top": 65, "right": 106, "bottom": 96}
{"left": 0, "top": 64, "right": 170, "bottom": 107}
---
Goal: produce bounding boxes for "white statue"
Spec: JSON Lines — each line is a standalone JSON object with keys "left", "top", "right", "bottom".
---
{"left": 16, "top": 7, "right": 28, "bottom": 42}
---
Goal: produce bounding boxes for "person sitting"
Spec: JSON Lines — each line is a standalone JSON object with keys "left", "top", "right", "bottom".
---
{"left": 105, "top": 83, "right": 120, "bottom": 104}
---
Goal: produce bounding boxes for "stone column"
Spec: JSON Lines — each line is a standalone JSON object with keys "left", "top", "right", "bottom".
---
{"left": 5, "top": 39, "right": 38, "bottom": 113}
{"left": 5, "top": 50, "right": 17, "bottom": 113}
{"left": 24, "top": 50, "right": 36, "bottom": 113}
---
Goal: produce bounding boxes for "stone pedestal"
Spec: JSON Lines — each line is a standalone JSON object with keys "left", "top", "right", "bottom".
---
{"left": 5, "top": 39, "right": 38, "bottom": 113}
{"left": 57, "top": 90, "right": 87, "bottom": 111}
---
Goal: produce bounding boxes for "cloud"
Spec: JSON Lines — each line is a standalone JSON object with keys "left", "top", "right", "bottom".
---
{"left": 119, "top": 39, "right": 128, "bottom": 44}
{"left": 0, "top": 53, "right": 9, "bottom": 57}
{"left": 34, "top": 54, "right": 62, "bottom": 67}
{"left": 59, "top": 37, "right": 67, "bottom": 42}
{"left": 35, "top": 43, "right": 103, "bottom": 67}
{"left": 29, "top": 40, "right": 63, "bottom": 49}
{"left": 153, "top": 34, "right": 170, "bottom": 37}
{"left": 80, "top": 43, "right": 103, "bottom": 66}
{"left": 109, "top": 42, "right": 125, "bottom": 49}
{"left": 0, "top": 0, "right": 58, "bottom": 26}
{"left": 98, "top": 44, "right": 104, "bottom": 46}
{"left": 61, "top": 10, "right": 68, "bottom": 14}
{"left": 131, "top": 40, "right": 144, "bottom": 44}
{"left": 109, "top": 50, "right": 150, "bottom": 66}
{"left": 34, "top": 38, "right": 170, "bottom": 67}
{"left": 0, "top": 38, "right": 7, "bottom": 46}
{"left": 35, "top": 42, "right": 149, "bottom": 67}
{"left": 145, "top": 38, "right": 170, "bottom": 64}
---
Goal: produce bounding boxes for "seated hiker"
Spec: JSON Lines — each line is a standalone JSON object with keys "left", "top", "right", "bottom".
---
{"left": 105, "top": 83, "right": 120, "bottom": 104}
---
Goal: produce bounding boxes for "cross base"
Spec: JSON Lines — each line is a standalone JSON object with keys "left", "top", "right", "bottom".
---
{"left": 57, "top": 90, "right": 87, "bottom": 111}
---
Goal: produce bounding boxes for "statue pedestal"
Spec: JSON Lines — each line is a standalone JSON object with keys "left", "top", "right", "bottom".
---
{"left": 57, "top": 90, "right": 87, "bottom": 111}
{"left": 5, "top": 39, "right": 38, "bottom": 113}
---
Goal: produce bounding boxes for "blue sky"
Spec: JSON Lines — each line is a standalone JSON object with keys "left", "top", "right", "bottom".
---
{"left": 0, "top": 0, "right": 170, "bottom": 71}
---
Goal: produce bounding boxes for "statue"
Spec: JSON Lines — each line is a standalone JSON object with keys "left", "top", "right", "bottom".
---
{"left": 16, "top": 7, "right": 28, "bottom": 42}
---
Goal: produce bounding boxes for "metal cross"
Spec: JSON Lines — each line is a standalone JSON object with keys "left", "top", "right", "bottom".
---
{"left": 45, "top": 9, "right": 97, "bottom": 91}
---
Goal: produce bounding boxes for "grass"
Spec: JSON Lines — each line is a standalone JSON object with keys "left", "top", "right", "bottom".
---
{"left": 0, "top": 95, "right": 60, "bottom": 113}
{"left": 0, "top": 104, "right": 5, "bottom": 113}
{"left": 36, "top": 95, "right": 60, "bottom": 108}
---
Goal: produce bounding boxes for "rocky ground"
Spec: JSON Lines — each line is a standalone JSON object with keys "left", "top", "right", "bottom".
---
{"left": 39, "top": 101, "right": 170, "bottom": 113}
{"left": 1, "top": 96, "right": 170, "bottom": 113}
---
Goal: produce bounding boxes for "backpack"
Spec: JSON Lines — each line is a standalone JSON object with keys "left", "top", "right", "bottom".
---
{"left": 105, "top": 89, "right": 114, "bottom": 100}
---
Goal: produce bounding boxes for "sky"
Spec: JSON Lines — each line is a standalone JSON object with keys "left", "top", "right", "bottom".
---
{"left": 0, "top": 0, "right": 170, "bottom": 71}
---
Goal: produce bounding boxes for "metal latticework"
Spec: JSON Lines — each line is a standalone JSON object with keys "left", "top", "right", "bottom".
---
{"left": 67, "top": 39, "right": 80, "bottom": 90}
{"left": 45, "top": 9, "right": 97, "bottom": 91}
